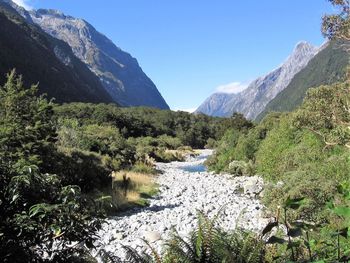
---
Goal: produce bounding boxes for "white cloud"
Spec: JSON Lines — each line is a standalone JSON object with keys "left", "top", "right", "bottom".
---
{"left": 12, "top": 0, "right": 33, "bottom": 10}
{"left": 215, "top": 82, "right": 248, "bottom": 94}
{"left": 174, "top": 108, "right": 196, "bottom": 113}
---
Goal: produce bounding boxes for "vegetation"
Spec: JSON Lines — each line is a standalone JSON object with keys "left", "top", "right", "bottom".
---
{"left": 0, "top": 2, "right": 113, "bottom": 104}
{"left": 0, "top": 71, "right": 102, "bottom": 262}
{"left": 118, "top": 212, "right": 265, "bottom": 263}
{"left": 110, "top": 171, "right": 158, "bottom": 209}
{"left": 0, "top": 69, "right": 225, "bottom": 262}
{"left": 322, "top": 0, "right": 350, "bottom": 42}
{"left": 257, "top": 40, "right": 349, "bottom": 121}
{"left": 1, "top": 0, "right": 349, "bottom": 262}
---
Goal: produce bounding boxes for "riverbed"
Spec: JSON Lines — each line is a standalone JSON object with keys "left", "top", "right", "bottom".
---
{"left": 94, "top": 150, "right": 268, "bottom": 260}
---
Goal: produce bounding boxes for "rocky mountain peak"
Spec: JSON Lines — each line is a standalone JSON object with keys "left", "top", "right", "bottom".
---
{"left": 197, "top": 41, "right": 320, "bottom": 119}
{"left": 35, "top": 9, "right": 67, "bottom": 19}
{"left": 4, "top": 0, "right": 169, "bottom": 109}
{"left": 295, "top": 41, "right": 314, "bottom": 50}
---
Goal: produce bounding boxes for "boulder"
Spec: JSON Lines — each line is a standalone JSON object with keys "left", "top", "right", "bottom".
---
{"left": 243, "top": 177, "right": 264, "bottom": 196}
{"left": 143, "top": 231, "right": 161, "bottom": 243}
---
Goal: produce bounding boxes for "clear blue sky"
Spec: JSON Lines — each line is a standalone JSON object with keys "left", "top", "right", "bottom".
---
{"left": 19, "top": 0, "right": 333, "bottom": 111}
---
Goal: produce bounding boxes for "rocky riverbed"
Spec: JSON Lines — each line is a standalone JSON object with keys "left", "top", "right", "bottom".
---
{"left": 94, "top": 150, "right": 269, "bottom": 260}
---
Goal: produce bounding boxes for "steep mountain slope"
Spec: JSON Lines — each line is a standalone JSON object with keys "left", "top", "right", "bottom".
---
{"left": 256, "top": 41, "right": 349, "bottom": 121}
{"left": 196, "top": 42, "right": 319, "bottom": 119}
{"left": 0, "top": 1, "right": 113, "bottom": 103}
{"left": 196, "top": 93, "right": 238, "bottom": 117}
{"left": 23, "top": 8, "right": 169, "bottom": 109}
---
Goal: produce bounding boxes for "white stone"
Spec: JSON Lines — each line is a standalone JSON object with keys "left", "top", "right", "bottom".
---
{"left": 93, "top": 150, "right": 269, "bottom": 261}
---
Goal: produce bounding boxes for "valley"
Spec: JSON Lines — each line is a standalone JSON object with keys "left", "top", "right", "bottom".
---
{"left": 0, "top": 0, "right": 349, "bottom": 262}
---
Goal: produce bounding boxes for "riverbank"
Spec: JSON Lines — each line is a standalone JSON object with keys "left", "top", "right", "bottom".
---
{"left": 94, "top": 150, "right": 268, "bottom": 260}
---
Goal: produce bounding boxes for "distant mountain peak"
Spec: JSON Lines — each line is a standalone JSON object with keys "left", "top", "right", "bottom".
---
{"left": 4, "top": 0, "right": 169, "bottom": 109}
{"left": 197, "top": 41, "right": 319, "bottom": 119}
{"left": 295, "top": 40, "right": 313, "bottom": 49}
{"left": 35, "top": 9, "right": 67, "bottom": 18}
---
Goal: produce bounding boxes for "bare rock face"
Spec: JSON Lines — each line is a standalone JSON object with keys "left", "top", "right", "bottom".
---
{"left": 196, "top": 42, "right": 319, "bottom": 119}
{"left": 0, "top": 0, "right": 114, "bottom": 104}
{"left": 29, "top": 9, "right": 169, "bottom": 109}
{"left": 6, "top": 0, "right": 169, "bottom": 109}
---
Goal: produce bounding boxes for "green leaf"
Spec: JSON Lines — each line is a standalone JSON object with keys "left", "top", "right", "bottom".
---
{"left": 11, "top": 194, "right": 19, "bottom": 204}
{"left": 333, "top": 206, "right": 350, "bottom": 218}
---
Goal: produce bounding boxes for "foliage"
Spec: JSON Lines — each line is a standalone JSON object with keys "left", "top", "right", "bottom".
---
{"left": 293, "top": 82, "right": 350, "bottom": 149}
{"left": 210, "top": 82, "right": 350, "bottom": 224}
{"left": 111, "top": 171, "right": 158, "bottom": 210}
{"left": 0, "top": 71, "right": 102, "bottom": 262}
{"left": 0, "top": 70, "right": 56, "bottom": 170}
{"left": 55, "top": 103, "right": 224, "bottom": 149}
{"left": 322, "top": 0, "right": 350, "bottom": 41}
{"left": 226, "top": 160, "right": 256, "bottom": 177}
{"left": 121, "top": 212, "right": 265, "bottom": 263}
{"left": 257, "top": 40, "right": 349, "bottom": 121}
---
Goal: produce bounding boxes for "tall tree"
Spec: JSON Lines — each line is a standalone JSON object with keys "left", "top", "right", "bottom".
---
{"left": 0, "top": 69, "right": 56, "bottom": 170}
{"left": 0, "top": 71, "right": 101, "bottom": 263}
{"left": 322, "top": 0, "right": 350, "bottom": 41}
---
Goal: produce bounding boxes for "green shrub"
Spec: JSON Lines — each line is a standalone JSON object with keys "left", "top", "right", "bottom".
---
{"left": 206, "top": 129, "right": 242, "bottom": 172}
{"left": 205, "top": 137, "right": 217, "bottom": 149}
{"left": 0, "top": 71, "right": 102, "bottom": 262}
{"left": 177, "top": 145, "right": 193, "bottom": 151}
{"left": 131, "top": 161, "right": 157, "bottom": 175}
{"left": 123, "top": 212, "right": 266, "bottom": 263}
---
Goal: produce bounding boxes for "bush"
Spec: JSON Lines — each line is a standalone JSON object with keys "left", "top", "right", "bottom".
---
{"left": 122, "top": 212, "right": 266, "bottom": 263}
{"left": 0, "top": 71, "right": 102, "bottom": 262}
{"left": 205, "top": 137, "right": 217, "bottom": 149}
{"left": 226, "top": 160, "right": 256, "bottom": 177}
{"left": 131, "top": 161, "right": 157, "bottom": 175}
{"left": 44, "top": 147, "right": 113, "bottom": 192}
{"left": 206, "top": 129, "right": 242, "bottom": 173}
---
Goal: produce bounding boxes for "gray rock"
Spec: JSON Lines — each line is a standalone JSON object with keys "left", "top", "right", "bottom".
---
{"left": 196, "top": 41, "right": 319, "bottom": 120}
{"left": 10, "top": 3, "right": 169, "bottom": 110}
{"left": 143, "top": 231, "right": 161, "bottom": 243}
{"left": 93, "top": 150, "right": 269, "bottom": 261}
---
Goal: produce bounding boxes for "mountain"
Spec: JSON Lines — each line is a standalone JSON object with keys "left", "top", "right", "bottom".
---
{"left": 196, "top": 93, "right": 238, "bottom": 117}
{"left": 256, "top": 40, "right": 349, "bottom": 121}
{"left": 0, "top": 1, "right": 114, "bottom": 103}
{"left": 17, "top": 6, "right": 169, "bottom": 109}
{"left": 196, "top": 41, "right": 319, "bottom": 119}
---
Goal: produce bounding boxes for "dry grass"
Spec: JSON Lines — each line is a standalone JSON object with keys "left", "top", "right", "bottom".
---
{"left": 111, "top": 171, "right": 158, "bottom": 209}
{"left": 165, "top": 148, "right": 194, "bottom": 160}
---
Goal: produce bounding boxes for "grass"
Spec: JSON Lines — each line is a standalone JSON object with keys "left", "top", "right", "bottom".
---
{"left": 111, "top": 171, "right": 159, "bottom": 210}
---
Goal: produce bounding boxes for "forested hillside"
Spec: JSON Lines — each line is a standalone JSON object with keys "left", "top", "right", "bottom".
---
{"left": 0, "top": 0, "right": 349, "bottom": 262}
{"left": 257, "top": 40, "right": 349, "bottom": 120}
{"left": 0, "top": 2, "right": 113, "bottom": 104}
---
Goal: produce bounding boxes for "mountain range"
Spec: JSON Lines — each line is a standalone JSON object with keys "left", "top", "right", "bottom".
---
{"left": 0, "top": 0, "right": 169, "bottom": 109}
{"left": 196, "top": 41, "right": 320, "bottom": 119}
{"left": 256, "top": 40, "right": 349, "bottom": 121}
{"left": 0, "top": 1, "right": 113, "bottom": 103}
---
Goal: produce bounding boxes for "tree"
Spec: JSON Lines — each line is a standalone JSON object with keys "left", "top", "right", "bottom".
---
{"left": 0, "top": 69, "right": 56, "bottom": 170}
{"left": 0, "top": 71, "right": 101, "bottom": 262}
{"left": 322, "top": 0, "right": 350, "bottom": 41}
{"left": 293, "top": 82, "right": 350, "bottom": 149}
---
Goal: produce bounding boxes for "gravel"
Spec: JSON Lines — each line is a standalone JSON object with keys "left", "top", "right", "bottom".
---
{"left": 93, "top": 150, "right": 269, "bottom": 260}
